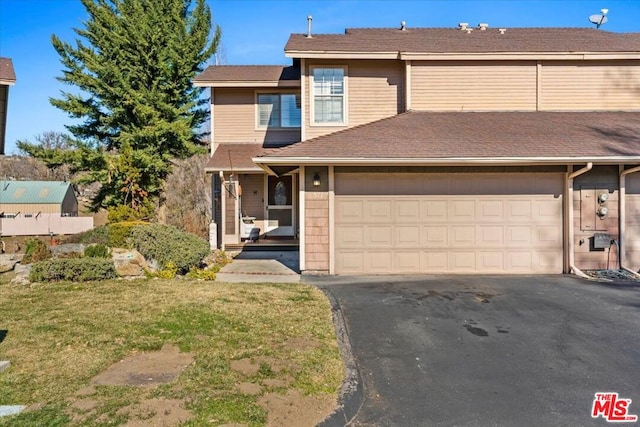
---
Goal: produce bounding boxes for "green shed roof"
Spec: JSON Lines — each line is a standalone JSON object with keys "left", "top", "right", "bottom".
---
{"left": 0, "top": 181, "right": 72, "bottom": 204}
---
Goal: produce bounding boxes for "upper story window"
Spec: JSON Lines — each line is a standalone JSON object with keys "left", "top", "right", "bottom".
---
{"left": 257, "top": 93, "right": 301, "bottom": 129}
{"left": 312, "top": 67, "right": 346, "bottom": 125}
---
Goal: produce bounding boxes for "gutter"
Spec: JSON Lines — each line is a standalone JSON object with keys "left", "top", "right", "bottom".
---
{"left": 567, "top": 163, "right": 593, "bottom": 278}
{"left": 619, "top": 165, "right": 640, "bottom": 278}
{"left": 252, "top": 156, "right": 640, "bottom": 166}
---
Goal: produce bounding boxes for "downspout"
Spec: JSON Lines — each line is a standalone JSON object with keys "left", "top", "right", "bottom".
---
{"left": 619, "top": 165, "right": 640, "bottom": 277}
{"left": 219, "top": 170, "right": 225, "bottom": 251}
{"left": 567, "top": 163, "right": 592, "bottom": 278}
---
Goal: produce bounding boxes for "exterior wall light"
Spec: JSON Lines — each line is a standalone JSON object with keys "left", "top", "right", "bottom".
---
{"left": 313, "top": 173, "right": 321, "bottom": 187}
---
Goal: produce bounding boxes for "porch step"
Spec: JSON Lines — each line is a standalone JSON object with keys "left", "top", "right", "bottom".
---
{"left": 226, "top": 239, "right": 299, "bottom": 252}
{"left": 227, "top": 244, "right": 299, "bottom": 252}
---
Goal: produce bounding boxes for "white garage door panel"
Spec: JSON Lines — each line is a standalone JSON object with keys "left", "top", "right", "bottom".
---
{"left": 334, "top": 173, "right": 563, "bottom": 274}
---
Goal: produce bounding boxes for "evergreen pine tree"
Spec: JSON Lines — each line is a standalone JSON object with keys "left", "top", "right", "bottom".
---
{"left": 38, "top": 0, "right": 220, "bottom": 211}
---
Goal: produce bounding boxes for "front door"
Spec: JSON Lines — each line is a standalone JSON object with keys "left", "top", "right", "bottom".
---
{"left": 266, "top": 175, "right": 294, "bottom": 236}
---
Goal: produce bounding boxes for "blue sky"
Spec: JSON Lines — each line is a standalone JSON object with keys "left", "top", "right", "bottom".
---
{"left": 1, "top": 0, "right": 639, "bottom": 154}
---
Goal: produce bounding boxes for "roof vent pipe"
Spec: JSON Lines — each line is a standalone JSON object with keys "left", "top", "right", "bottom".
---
{"left": 478, "top": 23, "right": 489, "bottom": 30}
{"left": 400, "top": 20, "right": 406, "bottom": 31}
{"left": 458, "top": 22, "right": 469, "bottom": 30}
{"left": 306, "top": 15, "right": 313, "bottom": 38}
{"left": 498, "top": 28, "right": 506, "bottom": 34}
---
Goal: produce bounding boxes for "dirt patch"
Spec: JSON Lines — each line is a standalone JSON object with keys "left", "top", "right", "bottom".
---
{"left": 121, "top": 398, "right": 191, "bottom": 427}
{"left": 91, "top": 344, "right": 193, "bottom": 387}
{"left": 258, "top": 389, "right": 335, "bottom": 427}
{"left": 230, "top": 358, "right": 260, "bottom": 376}
{"left": 71, "top": 398, "right": 98, "bottom": 412}
{"left": 282, "top": 335, "right": 322, "bottom": 351}
{"left": 236, "top": 382, "right": 262, "bottom": 395}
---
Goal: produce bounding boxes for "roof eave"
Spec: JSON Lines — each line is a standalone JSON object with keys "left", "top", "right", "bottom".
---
{"left": 0, "top": 79, "right": 16, "bottom": 86}
{"left": 401, "top": 52, "right": 640, "bottom": 60}
{"left": 193, "top": 80, "right": 300, "bottom": 88}
{"left": 252, "top": 156, "right": 640, "bottom": 166}
{"left": 285, "top": 50, "right": 399, "bottom": 59}
{"left": 284, "top": 50, "right": 640, "bottom": 60}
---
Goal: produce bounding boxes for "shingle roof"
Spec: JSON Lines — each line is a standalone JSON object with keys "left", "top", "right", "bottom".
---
{"left": 0, "top": 58, "right": 16, "bottom": 82}
{"left": 205, "top": 144, "right": 266, "bottom": 172}
{"left": 0, "top": 57, "right": 16, "bottom": 83}
{"left": 0, "top": 181, "right": 72, "bottom": 204}
{"left": 194, "top": 65, "right": 300, "bottom": 84}
{"left": 285, "top": 27, "right": 640, "bottom": 54}
{"left": 258, "top": 111, "right": 640, "bottom": 161}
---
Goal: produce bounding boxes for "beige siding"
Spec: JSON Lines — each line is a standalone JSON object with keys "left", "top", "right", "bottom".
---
{"left": 411, "top": 61, "right": 537, "bottom": 111}
{"left": 573, "top": 167, "right": 620, "bottom": 270}
{"left": 625, "top": 174, "right": 640, "bottom": 271}
{"left": 335, "top": 172, "right": 563, "bottom": 274}
{"left": 540, "top": 60, "right": 640, "bottom": 110}
{"left": 213, "top": 88, "right": 301, "bottom": 145}
{"left": 304, "top": 59, "right": 405, "bottom": 140}
{"left": 0, "top": 203, "right": 60, "bottom": 215}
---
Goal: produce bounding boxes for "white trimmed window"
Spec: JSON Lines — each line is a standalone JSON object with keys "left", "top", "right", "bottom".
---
{"left": 312, "top": 67, "right": 346, "bottom": 124}
{"left": 257, "top": 93, "right": 301, "bottom": 128}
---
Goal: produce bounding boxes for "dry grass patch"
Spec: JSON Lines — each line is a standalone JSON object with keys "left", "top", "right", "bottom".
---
{"left": 0, "top": 277, "right": 343, "bottom": 426}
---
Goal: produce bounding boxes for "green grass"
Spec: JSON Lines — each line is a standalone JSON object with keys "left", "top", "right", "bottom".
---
{"left": 0, "top": 277, "right": 343, "bottom": 426}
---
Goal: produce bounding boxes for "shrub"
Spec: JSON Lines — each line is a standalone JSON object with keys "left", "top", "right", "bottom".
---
{"left": 106, "top": 221, "right": 143, "bottom": 248}
{"left": 156, "top": 261, "right": 178, "bottom": 279}
{"left": 186, "top": 266, "right": 217, "bottom": 281}
{"left": 75, "top": 225, "right": 110, "bottom": 245}
{"left": 22, "top": 239, "right": 52, "bottom": 264}
{"left": 130, "top": 223, "right": 210, "bottom": 273}
{"left": 107, "top": 203, "right": 154, "bottom": 223}
{"left": 30, "top": 258, "right": 118, "bottom": 282}
{"left": 84, "top": 244, "right": 111, "bottom": 258}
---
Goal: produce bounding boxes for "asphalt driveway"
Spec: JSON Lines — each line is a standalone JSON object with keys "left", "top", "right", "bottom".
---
{"left": 310, "top": 275, "right": 640, "bottom": 426}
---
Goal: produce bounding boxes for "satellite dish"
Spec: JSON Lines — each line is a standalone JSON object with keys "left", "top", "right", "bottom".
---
{"left": 589, "top": 9, "right": 608, "bottom": 28}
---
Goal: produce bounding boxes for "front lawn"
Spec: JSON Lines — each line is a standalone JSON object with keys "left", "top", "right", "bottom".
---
{"left": 0, "top": 278, "right": 343, "bottom": 426}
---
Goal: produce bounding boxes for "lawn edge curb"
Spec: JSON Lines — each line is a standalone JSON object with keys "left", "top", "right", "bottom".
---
{"left": 315, "top": 285, "right": 364, "bottom": 427}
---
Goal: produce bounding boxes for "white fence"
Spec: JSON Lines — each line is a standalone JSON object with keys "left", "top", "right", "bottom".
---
{"left": 0, "top": 214, "right": 94, "bottom": 236}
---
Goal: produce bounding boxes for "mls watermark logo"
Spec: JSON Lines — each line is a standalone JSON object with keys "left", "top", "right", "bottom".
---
{"left": 592, "top": 392, "right": 638, "bottom": 423}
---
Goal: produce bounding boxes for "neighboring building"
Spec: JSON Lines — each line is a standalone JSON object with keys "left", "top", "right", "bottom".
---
{"left": 0, "top": 180, "right": 93, "bottom": 236}
{"left": 195, "top": 23, "right": 640, "bottom": 275}
{"left": 0, "top": 57, "right": 16, "bottom": 155}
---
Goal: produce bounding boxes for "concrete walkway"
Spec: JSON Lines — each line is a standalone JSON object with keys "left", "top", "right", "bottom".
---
{"left": 216, "top": 251, "right": 300, "bottom": 283}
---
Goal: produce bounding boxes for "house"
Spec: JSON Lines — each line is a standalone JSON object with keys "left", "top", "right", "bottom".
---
{"left": 194, "top": 23, "right": 640, "bottom": 276}
{"left": 0, "top": 57, "right": 16, "bottom": 155}
{"left": 0, "top": 180, "right": 93, "bottom": 236}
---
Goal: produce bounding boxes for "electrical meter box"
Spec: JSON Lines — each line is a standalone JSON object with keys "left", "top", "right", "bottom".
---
{"left": 593, "top": 233, "right": 611, "bottom": 249}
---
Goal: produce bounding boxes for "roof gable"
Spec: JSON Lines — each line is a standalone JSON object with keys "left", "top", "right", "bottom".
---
{"left": 0, "top": 181, "right": 73, "bottom": 204}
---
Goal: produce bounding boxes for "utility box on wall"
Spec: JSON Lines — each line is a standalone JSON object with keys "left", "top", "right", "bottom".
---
{"left": 593, "top": 233, "right": 611, "bottom": 249}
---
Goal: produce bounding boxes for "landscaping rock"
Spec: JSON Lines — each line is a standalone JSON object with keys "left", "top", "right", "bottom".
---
{"left": 111, "top": 248, "right": 149, "bottom": 278}
{"left": 10, "top": 264, "right": 32, "bottom": 285}
{"left": 51, "top": 244, "right": 85, "bottom": 258}
{"left": 0, "top": 254, "right": 22, "bottom": 273}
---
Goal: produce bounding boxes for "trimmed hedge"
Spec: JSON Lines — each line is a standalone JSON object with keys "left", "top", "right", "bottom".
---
{"left": 30, "top": 258, "right": 118, "bottom": 282}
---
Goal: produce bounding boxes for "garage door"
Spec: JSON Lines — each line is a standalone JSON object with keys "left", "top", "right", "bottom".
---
{"left": 335, "top": 173, "right": 563, "bottom": 274}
